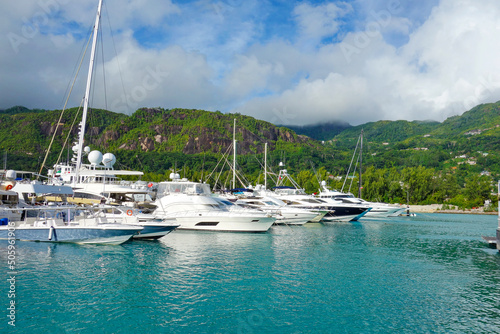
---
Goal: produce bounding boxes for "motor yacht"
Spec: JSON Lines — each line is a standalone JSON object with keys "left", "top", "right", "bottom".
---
{"left": 316, "top": 181, "right": 405, "bottom": 219}
{"left": 153, "top": 174, "right": 275, "bottom": 232}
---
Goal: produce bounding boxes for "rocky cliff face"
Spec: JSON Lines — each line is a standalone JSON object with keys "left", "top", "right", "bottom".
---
{"left": 96, "top": 108, "right": 315, "bottom": 155}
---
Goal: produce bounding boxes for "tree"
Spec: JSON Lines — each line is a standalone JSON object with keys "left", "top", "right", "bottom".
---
{"left": 463, "top": 174, "right": 493, "bottom": 208}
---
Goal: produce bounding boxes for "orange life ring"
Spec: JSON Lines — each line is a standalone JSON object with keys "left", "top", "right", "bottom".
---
{"left": 126, "top": 210, "right": 133, "bottom": 216}
{"left": 6, "top": 184, "right": 13, "bottom": 190}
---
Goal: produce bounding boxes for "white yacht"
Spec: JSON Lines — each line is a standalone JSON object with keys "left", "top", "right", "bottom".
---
{"left": 93, "top": 205, "right": 179, "bottom": 240}
{"left": 0, "top": 174, "right": 22, "bottom": 222}
{"left": 0, "top": 1, "right": 144, "bottom": 245}
{"left": 0, "top": 206, "right": 143, "bottom": 245}
{"left": 153, "top": 174, "right": 275, "bottom": 232}
{"left": 38, "top": 0, "right": 154, "bottom": 213}
{"left": 316, "top": 181, "right": 406, "bottom": 219}
{"left": 235, "top": 194, "right": 324, "bottom": 225}
{"left": 48, "top": 151, "right": 156, "bottom": 212}
{"left": 268, "top": 165, "right": 371, "bottom": 222}
{"left": 1, "top": 177, "right": 142, "bottom": 245}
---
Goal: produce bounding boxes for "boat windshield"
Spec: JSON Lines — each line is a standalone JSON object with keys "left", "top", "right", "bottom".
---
{"left": 216, "top": 199, "right": 235, "bottom": 206}
{"left": 273, "top": 188, "right": 307, "bottom": 195}
{"left": 157, "top": 182, "right": 212, "bottom": 196}
{"left": 301, "top": 198, "right": 324, "bottom": 204}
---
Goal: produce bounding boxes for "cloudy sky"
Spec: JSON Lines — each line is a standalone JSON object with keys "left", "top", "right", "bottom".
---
{"left": 1, "top": 0, "right": 500, "bottom": 126}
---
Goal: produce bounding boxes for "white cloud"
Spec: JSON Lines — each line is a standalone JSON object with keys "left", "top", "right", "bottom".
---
{"left": 293, "top": 2, "right": 352, "bottom": 45}
{"left": 236, "top": 0, "right": 500, "bottom": 125}
{"left": 2, "top": 0, "right": 500, "bottom": 127}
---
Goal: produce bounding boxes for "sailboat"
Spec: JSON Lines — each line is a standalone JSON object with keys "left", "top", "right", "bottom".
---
{"left": 153, "top": 120, "right": 275, "bottom": 232}
{"left": 265, "top": 161, "right": 371, "bottom": 222}
{"left": 0, "top": 0, "right": 145, "bottom": 245}
{"left": 231, "top": 143, "right": 327, "bottom": 224}
{"left": 316, "top": 130, "right": 405, "bottom": 219}
{"left": 41, "top": 2, "right": 155, "bottom": 213}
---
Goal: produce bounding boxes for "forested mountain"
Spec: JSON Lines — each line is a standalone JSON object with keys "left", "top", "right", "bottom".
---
{"left": 0, "top": 106, "right": 46, "bottom": 115}
{"left": 285, "top": 121, "right": 351, "bottom": 141}
{"left": 0, "top": 107, "right": 321, "bottom": 175}
{"left": 1, "top": 101, "right": 499, "bottom": 208}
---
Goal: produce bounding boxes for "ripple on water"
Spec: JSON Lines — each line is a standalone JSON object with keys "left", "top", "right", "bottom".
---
{"left": 3, "top": 214, "right": 500, "bottom": 333}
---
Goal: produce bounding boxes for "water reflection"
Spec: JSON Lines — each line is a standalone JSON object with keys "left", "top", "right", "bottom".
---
{"left": 2, "top": 214, "right": 499, "bottom": 333}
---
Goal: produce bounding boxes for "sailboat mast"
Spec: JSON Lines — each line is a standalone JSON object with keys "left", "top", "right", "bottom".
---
{"left": 359, "top": 129, "right": 363, "bottom": 198}
{"left": 264, "top": 142, "right": 267, "bottom": 190}
{"left": 75, "top": 0, "right": 103, "bottom": 185}
{"left": 233, "top": 118, "right": 236, "bottom": 189}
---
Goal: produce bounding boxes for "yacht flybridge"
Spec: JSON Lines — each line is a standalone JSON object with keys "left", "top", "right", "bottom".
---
{"left": 48, "top": 150, "right": 155, "bottom": 210}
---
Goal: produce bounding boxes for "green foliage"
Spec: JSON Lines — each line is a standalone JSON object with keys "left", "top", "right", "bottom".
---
{"left": 2, "top": 102, "right": 500, "bottom": 210}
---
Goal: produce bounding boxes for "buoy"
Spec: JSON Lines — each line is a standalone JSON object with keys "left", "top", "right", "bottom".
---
{"left": 6, "top": 184, "right": 13, "bottom": 190}
{"left": 126, "top": 210, "right": 133, "bottom": 216}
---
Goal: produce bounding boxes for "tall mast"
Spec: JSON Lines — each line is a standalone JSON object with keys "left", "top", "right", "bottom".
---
{"left": 74, "top": 0, "right": 103, "bottom": 185}
{"left": 264, "top": 142, "right": 267, "bottom": 190}
{"left": 359, "top": 129, "right": 363, "bottom": 198}
{"left": 233, "top": 118, "right": 236, "bottom": 189}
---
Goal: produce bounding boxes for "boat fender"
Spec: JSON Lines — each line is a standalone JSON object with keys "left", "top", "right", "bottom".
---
{"left": 48, "top": 226, "right": 54, "bottom": 240}
{"left": 126, "top": 210, "right": 133, "bottom": 216}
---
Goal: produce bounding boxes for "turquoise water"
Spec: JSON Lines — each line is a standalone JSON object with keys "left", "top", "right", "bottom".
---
{"left": 2, "top": 213, "right": 500, "bottom": 333}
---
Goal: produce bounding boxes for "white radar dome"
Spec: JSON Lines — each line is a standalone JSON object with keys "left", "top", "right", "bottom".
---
{"left": 84, "top": 146, "right": 91, "bottom": 154}
{"left": 88, "top": 150, "right": 103, "bottom": 165}
{"left": 5, "top": 170, "right": 17, "bottom": 180}
{"left": 102, "top": 153, "right": 116, "bottom": 168}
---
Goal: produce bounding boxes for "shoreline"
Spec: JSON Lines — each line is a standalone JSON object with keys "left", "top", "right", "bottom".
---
{"left": 408, "top": 204, "right": 497, "bottom": 215}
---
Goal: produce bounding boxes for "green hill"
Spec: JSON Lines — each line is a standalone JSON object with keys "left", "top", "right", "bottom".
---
{"left": 285, "top": 121, "right": 351, "bottom": 141}
{"left": 2, "top": 101, "right": 500, "bottom": 180}
{"left": 0, "top": 107, "right": 323, "bottom": 175}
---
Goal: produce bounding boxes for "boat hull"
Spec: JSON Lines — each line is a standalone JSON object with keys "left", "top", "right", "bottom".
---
{"left": 361, "top": 206, "right": 406, "bottom": 219}
{"left": 322, "top": 206, "right": 370, "bottom": 222}
{"left": 175, "top": 215, "right": 275, "bottom": 232}
{"left": 133, "top": 224, "right": 179, "bottom": 239}
{"left": 0, "top": 224, "right": 142, "bottom": 245}
{"left": 275, "top": 211, "right": 319, "bottom": 225}
{"left": 497, "top": 228, "right": 500, "bottom": 251}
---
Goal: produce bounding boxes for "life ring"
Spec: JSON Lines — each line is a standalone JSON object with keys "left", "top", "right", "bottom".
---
{"left": 6, "top": 184, "right": 13, "bottom": 190}
{"left": 126, "top": 210, "right": 133, "bottom": 216}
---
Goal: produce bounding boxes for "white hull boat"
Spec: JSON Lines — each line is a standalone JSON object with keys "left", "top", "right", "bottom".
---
{"left": 95, "top": 206, "right": 179, "bottom": 239}
{"left": 154, "top": 176, "right": 275, "bottom": 232}
{"left": 0, "top": 207, "right": 142, "bottom": 245}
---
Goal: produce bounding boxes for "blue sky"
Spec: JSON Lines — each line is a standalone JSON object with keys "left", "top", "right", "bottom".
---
{"left": 1, "top": 0, "right": 500, "bottom": 126}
